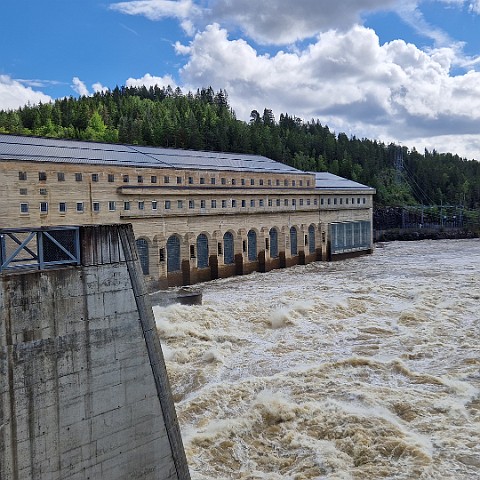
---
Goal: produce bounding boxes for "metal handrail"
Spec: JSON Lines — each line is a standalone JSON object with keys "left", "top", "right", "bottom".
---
{"left": 0, "top": 226, "right": 81, "bottom": 272}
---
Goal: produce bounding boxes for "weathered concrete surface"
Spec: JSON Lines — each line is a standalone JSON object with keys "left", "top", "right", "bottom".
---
{"left": 0, "top": 224, "right": 190, "bottom": 480}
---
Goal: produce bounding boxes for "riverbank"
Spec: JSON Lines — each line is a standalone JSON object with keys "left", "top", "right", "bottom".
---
{"left": 374, "top": 227, "right": 478, "bottom": 242}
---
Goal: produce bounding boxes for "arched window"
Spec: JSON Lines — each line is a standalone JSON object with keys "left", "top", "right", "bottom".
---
{"left": 136, "top": 238, "right": 149, "bottom": 275}
{"left": 223, "top": 232, "right": 234, "bottom": 264}
{"left": 166, "top": 235, "right": 181, "bottom": 272}
{"left": 247, "top": 230, "right": 257, "bottom": 261}
{"left": 269, "top": 228, "right": 278, "bottom": 258}
{"left": 308, "top": 225, "right": 316, "bottom": 254}
{"left": 290, "top": 226, "right": 298, "bottom": 256}
{"left": 196, "top": 234, "right": 209, "bottom": 269}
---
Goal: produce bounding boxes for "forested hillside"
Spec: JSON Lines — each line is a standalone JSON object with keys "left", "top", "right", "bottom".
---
{"left": 1, "top": 85, "right": 479, "bottom": 208}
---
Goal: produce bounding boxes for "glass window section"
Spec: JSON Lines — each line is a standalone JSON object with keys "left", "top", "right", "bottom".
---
{"left": 196, "top": 234, "right": 209, "bottom": 269}
{"left": 290, "top": 226, "right": 298, "bottom": 255}
{"left": 223, "top": 232, "right": 234, "bottom": 264}
{"left": 166, "top": 235, "right": 181, "bottom": 272}
{"left": 136, "top": 239, "right": 149, "bottom": 275}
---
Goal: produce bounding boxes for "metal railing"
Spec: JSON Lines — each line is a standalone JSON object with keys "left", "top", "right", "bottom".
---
{"left": 0, "top": 226, "right": 80, "bottom": 273}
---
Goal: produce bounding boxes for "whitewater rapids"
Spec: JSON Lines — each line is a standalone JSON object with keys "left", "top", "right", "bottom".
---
{"left": 153, "top": 239, "right": 480, "bottom": 479}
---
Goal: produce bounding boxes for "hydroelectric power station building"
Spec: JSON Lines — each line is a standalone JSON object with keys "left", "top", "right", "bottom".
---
{"left": 0, "top": 134, "right": 375, "bottom": 289}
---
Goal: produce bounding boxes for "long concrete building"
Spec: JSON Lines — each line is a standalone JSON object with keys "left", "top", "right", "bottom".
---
{"left": 0, "top": 134, "right": 375, "bottom": 289}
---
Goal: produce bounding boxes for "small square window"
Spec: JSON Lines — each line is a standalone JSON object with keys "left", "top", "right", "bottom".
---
{"left": 39, "top": 188, "right": 47, "bottom": 195}
{"left": 164, "top": 176, "right": 170, "bottom": 184}
{"left": 211, "top": 200, "right": 217, "bottom": 208}
{"left": 231, "top": 178, "right": 236, "bottom": 185}
{"left": 152, "top": 201, "right": 158, "bottom": 210}
{"left": 222, "top": 200, "right": 227, "bottom": 208}
{"left": 19, "top": 171, "right": 27, "bottom": 181}
{"left": 284, "top": 199, "right": 289, "bottom": 206}
{"left": 93, "top": 202, "right": 100, "bottom": 212}
{"left": 20, "top": 203, "right": 29, "bottom": 213}
{"left": 259, "top": 199, "right": 264, "bottom": 207}
{"left": 200, "top": 200, "right": 206, "bottom": 209}
{"left": 76, "top": 202, "right": 84, "bottom": 212}
{"left": 57, "top": 172, "right": 65, "bottom": 181}
{"left": 124, "top": 201, "right": 130, "bottom": 211}
{"left": 241, "top": 179, "right": 246, "bottom": 186}
{"left": 92, "top": 173, "right": 99, "bottom": 182}
{"left": 276, "top": 199, "right": 281, "bottom": 206}
{"left": 39, "top": 172, "right": 47, "bottom": 181}
{"left": 177, "top": 176, "right": 182, "bottom": 184}
{"left": 189, "top": 200, "right": 195, "bottom": 209}
{"left": 137, "top": 175, "right": 143, "bottom": 183}
{"left": 177, "top": 200, "right": 183, "bottom": 209}
{"left": 211, "top": 178, "right": 216, "bottom": 185}
{"left": 19, "top": 188, "right": 27, "bottom": 195}
{"left": 299, "top": 180, "right": 303, "bottom": 186}
{"left": 250, "top": 199, "right": 255, "bottom": 207}
{"left": 276, "top": 179, "right": 280, "bottom": 186}
{"left": 250, "top": 179, "right": 255, "bottom": 185}
{"left": 221, "top": 178, "right": 226, "bottom": 185}
{"left": 40, "top": 202, "right": 48, "bottom": 213}
{"left": 200, "top": 177, "right": 205, "bottom": 184}
{"left": 241, "top": 200, "right": 246, "bottom": 207}
{"left": 231, "top": 199, "right": 236, "bottom": 207}
{"left": 138, "top": 201, "right": 145, "bottom": 210}
{"left": 165, "top": 200, "right": 171, "bottom": 210}
{"left": 108, "top": 174, "right": 115, "bottom": 182}
{"left": 59, "top": 202, "right": 68, "bottom": 212}
{"left": 151, "top": 175, "right": 157, "bottom": 183}
{"left": 75, "top": 173, "right": 83, "bottom": 182}
{"left": 123, "top": 175, "right": 129, "bottom": 183}
{"left": 188, "top": 177, "right": 193, "bottom": 184}
{"left": 109, "top": 201, "right": 116, "bottom": 211}
{"left": 292, "top": 180, "right": 296, "bottom": 187}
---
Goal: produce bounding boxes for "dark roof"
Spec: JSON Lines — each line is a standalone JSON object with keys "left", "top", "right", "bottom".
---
{"left": 0, "top": 134, "right": 302, "bottom": 174}
{"left": 313, "top": 172, "right": 375, "bottom": 191}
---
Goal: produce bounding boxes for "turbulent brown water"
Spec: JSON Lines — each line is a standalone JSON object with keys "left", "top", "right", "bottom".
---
{"left": 153, "top": 239, "right": 480, "bottom": 480}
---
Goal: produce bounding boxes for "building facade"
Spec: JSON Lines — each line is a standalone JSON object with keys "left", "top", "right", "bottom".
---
{"left": 0, "top": 134, "right": 375, "bottom": 289}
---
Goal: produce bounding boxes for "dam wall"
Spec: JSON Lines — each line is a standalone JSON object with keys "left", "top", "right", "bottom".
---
{"left": 0, "top": 224, "right": 190, "bottom": 480}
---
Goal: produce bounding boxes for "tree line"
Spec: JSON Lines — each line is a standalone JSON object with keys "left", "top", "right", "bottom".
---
{"left": 1, "top": 85, "right": 479, "bottom": 208}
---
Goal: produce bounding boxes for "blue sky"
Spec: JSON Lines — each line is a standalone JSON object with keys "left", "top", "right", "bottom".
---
{"left": 1, "top": 0, "right": 480, "bottom": 159}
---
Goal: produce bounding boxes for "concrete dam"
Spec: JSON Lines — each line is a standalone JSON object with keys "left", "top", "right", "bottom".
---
{"left": 0, "top": 224, "right": 191, "bottom": 479}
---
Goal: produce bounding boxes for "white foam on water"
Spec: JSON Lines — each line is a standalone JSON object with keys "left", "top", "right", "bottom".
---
{"left": 155, "top": 239, "right": 480, "bottom": 479}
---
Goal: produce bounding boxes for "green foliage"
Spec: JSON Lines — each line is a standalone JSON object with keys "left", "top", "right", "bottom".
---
{"left": 1, "top": 85, "right": 480, "bottom": 209}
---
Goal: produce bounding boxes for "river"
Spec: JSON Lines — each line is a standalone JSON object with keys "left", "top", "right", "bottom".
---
{"left": 153, "top": 239, "right": 480, "bottom": 480}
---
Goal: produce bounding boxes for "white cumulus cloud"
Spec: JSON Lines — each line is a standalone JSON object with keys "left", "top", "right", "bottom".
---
{"left": 175, "top": 23, "right": 480, "bottom": 157}
{"left": 71, "top": 77, "right": 90, "bottom": 96}
{"left": 125, "top": 73, "right": 178, "bottom": 89}
{"left": 0, "top": 75, "right": 52, "bottom": 110}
